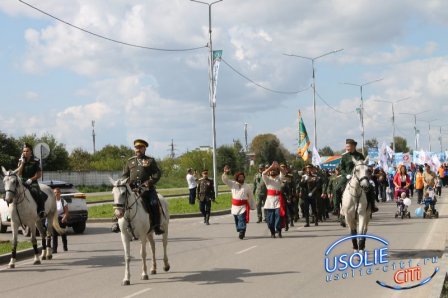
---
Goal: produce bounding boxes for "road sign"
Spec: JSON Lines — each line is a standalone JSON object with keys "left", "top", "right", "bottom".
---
{"left": 34, "top": 142, "right": 50, "bottom": 160}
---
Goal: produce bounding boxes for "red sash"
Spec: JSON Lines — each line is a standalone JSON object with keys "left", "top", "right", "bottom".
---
{"left": 232, "top": 198, "right": 250, "bottom": 223}
{"left": 267, "top": 189, "right": 286, "bottom": 227}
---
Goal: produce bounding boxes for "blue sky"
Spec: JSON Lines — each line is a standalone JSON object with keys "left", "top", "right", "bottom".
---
{"left": 1, "top": 0, "right": 448, "bottom": 158}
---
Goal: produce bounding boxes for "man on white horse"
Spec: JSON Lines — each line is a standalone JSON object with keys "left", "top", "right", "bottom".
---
{"left": 338, "top": 139, "right": 378, "bottom": 213}
{"left": 17, "top": 143, "right": 47, "bottom": 218}
{"left": 111, "top": 139, "right": 164, "bottom": 235}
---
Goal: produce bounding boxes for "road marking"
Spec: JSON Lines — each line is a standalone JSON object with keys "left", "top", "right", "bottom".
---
{"left": 235, "top": 245, "right": 257, "bottom": 255}
{"left": 123, "top": 288, "right": 152, "bottom": 298}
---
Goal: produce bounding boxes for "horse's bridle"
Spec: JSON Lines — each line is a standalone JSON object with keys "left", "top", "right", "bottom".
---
{"left": 352, "top": 162, "right": 370, "bottom": 189}
{"left": 3, "top": 171, "right": 27, "bottom": 205}
{"left": 113, "top": 184, "right": 140, "bottom": 218}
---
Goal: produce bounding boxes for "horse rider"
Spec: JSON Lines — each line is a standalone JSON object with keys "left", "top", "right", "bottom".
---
{"left": 253, "top": 164, "right": 267, "bottom": 223}
{"left": 337, "top": 139, "right": 378, "bottom": 213}
{"left": 111, "top": 139, "right": 164, "bottom": 235}
{"left": 17, "top": 143, "right": 47, "bottom": 218}
{"left": 197, "top": 169, "right": 215, "bottom": 225}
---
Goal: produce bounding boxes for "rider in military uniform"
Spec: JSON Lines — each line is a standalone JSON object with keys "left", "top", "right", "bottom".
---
{"left": 112, "top": 139, "right": 164, "bottom": 235}
{"left": 253, "top": 164, "right": 267, "bottom": 223}
{"left": 338, "top": 139, "right": 378, "bottom": 213}
{"left": 196, "top": 169, "right": 215, "bottom": 225}
{"left": 17, "top": 143, "right": 47, "bottom": 218}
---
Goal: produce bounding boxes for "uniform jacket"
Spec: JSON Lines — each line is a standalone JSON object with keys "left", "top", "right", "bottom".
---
{"left": 122, "top": 155, "right": 161, "bottom": 187}
{"left": 197, "top": 177, "right": 215, "bottom": 201}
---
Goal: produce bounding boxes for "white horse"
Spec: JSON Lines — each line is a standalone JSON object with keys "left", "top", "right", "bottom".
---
{"left": 1, "top": 167, "right": 64, "bottom": 268}
{"left": 110, "top": 178, "right": 170, "bottom": 286}
{"left": 340, "top": 158, "right": 371, "bottom": 252}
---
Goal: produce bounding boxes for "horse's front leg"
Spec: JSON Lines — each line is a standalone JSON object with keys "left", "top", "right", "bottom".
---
{"left": 350, "top": 228, "right": 359, "bottom": 252}
{"left": 8, "top": 222, "right": 20, "bottom": 268}
{"left": 120, "top": 232, "right": 131, "bottom": 286}
{"left": 149, "top": 234, "right": 157, "bottom": 275}
{"left": 162, "top": 225, "right": 170, "bottom": 272}
{"left": 358, "top": 215, "right": 369, "bottom": 252}
{"left": 140, "top": 238, "right": 149, "bottom": 280}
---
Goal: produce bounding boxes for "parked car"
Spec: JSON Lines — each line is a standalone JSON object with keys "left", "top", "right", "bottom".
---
{"left": 0, "top": 194, "right": 34, "bottom": 235}
{"left": 41, "top": 180, "right": 88, "bottom": 234}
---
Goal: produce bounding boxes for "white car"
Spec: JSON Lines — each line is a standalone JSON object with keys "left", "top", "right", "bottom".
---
{"left": 41, "top": 180, "right": 88, "bottom": 234}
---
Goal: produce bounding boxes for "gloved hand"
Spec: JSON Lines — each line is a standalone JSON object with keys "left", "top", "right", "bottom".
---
{"left": 25, "top": 178, "right": 33, "bottom": 185}
{"left": 308, "top": 192, "right": 313, "bottom": 197}
{"left": 346, "top": 175, "right": 352, "bottom": 180}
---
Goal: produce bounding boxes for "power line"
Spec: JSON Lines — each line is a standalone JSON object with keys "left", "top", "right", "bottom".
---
{"left": 19, "top": 0, "right": 207, "bottom": 52}
{"left": 221, "top": 58, "right": 310, "bottom": 95}
{"left": 314, "top": 89, "right": 355, "bottom": 114}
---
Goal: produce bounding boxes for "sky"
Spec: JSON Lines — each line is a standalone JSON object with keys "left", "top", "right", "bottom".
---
{"left": 1, "top": 0, "right": 448, "bottom": 159}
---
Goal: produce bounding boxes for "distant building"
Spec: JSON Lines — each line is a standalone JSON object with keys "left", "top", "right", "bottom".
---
{"left": 196, "top": 146, "right": 212, "bottom": 152}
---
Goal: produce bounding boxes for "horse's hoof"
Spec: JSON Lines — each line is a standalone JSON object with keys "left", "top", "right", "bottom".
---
{"left": 141, "top": 275, "right": 149, "bottom": 280}
{"left": 8, "top": 264, "right": 15, "bottom": 269}
{"left": 150, "top": 269, "right": 157, "bottom": 275}
{"left": 122, "top": 280, "right": 130, "bottom": 286}
{"left": 41, "top": 256, "right": 47, "bottom": 260}
{"left": 47, "top": 255, "right": 53, "bottom": 260}
{"left": 33, "top": 260, "right": 41, "bottom": 265}
{"left": 164, "top": 265, "right": 170, "bottom": 272}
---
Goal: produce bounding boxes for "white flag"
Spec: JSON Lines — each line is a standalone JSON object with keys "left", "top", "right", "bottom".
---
{"left": 211, "top": 50, "right": 222, "bottom": 104}
{"left": 312, "top": 145, "right": 321, "bottom": 166}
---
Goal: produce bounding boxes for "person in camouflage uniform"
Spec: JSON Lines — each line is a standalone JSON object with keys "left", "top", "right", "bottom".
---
{"left": 253, "top": 164, "right": 267, "bottom": 223}
{"left": 299, "top": 164, "right": 321, "bottom": 227}
{"left": 327, "top": 167, "right": 346, "bottom": 227}
{"left": 337, "top": 139, "right": 378, "bottom": 213}
{"left": 17, "top": 143, "right": 47, "bottom": 218}
{"left": 197, "top": 169, "right": 215, "bottom": 225}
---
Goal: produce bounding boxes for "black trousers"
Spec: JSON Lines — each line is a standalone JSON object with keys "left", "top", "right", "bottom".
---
{"left": 303, "top": 196, "right": 317, "bottom": 220}
{"left": 141, "top": 188, "right": 162, "bottom": 227}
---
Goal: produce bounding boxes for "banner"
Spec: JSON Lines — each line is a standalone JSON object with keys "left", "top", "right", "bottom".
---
{"left": 312, "top": 145, "right": 321, "bottom": 166}
{"left": 297, "top": 110, "right": 311, "bottom": 161}
{"left": 320, "top": 156, "right": 342, "bottom": 170}
{"left": 367, "top": 147, "right": 379, "bottom": 163}
{"left": 211, "top": 50, "right": 222, "bottom": 104}
{"left": 393, "top": 152, "right": 403, "bottom": 166}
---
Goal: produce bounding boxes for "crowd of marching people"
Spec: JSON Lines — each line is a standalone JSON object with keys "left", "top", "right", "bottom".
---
{"left": 188, "top": 139, "right": 448, "bottom": 240}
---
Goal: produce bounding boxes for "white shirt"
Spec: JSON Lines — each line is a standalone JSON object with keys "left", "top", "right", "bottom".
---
{"left": 262, "top": 172, "right": 284, "bottom": 209}
{"left": 56, "top": 198, "right": 68, "bottom": 216}
{"left": 222, "top": 173, "right": 254, "bottom": 215}
{"left": 186, "top": 173, "right": 197, "bottom": 189}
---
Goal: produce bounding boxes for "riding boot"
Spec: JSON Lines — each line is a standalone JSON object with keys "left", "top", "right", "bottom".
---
{"left": 52, "top": 236, "right": 58, "bottom": 254}
{"left": 62, "top": 234, "right": 68, "bottom": 251}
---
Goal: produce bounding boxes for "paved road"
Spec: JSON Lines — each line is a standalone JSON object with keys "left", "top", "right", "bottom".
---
{"left": 0, "top": 193, "right": 447, "bottom": 298}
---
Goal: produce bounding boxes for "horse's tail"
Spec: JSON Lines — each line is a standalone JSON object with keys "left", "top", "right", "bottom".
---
{"left": 51, "top": 213, "right": 65, "bottom": 235}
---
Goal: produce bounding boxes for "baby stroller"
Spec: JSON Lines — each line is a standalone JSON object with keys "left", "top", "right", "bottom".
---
{"left": 395, "top": 192, "right": 411, "bottom": 219}
{"left": 422, "top": 188, "right": 438, "bottom": 219}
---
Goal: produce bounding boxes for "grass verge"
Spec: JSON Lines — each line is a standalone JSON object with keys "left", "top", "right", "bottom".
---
{"left": 0, "top": 240, "right": 33, "bottom": 255}
{"left": 86, "top": 185, "right": 229, "bottom": 203}
{"left": 88, "top": 193, "right": 232, "bottom": 218}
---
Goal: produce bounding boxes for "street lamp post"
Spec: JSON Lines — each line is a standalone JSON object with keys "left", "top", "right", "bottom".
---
{"left": 400, "top": 110, "right": 430, "bottom": 151}
{"left": 191, "top": 0, "right": 222, "bottom": 196}
{"left": 374, "top": 97, "right": 411, "bottom": 152}
{"left": 342, "top": 78, "right": 383, "bottom": 156}
{"left": 418, "top": 119, "right": 438, "bottom": 152}
{"left": 283, "top": 49, "right": 343, "bottom": 148}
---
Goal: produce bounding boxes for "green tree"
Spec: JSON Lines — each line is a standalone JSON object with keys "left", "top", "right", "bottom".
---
{"left": 0, "top": 131, "right": 19, "bottom": 170}
{"left": 250, "top": 133, "right": 287, "bottom": 165}
{"left": 365, "top": 138, "right": 379, "bottom": 149}
{"left": 392, "top": 136, "right": 410, "bottom": 153}
{"left": 69, "top": 148, "right": 92, "bottom": 171}
{"left": 318, "top": 146, "right": 334, "bottom": 156}
{"left": 90, "top": 145, "right": 133, "bottom": 171}
{"left": 17, "top": 133, "right": 69, "bottom": 171}
{"left": 178, "top": 150, "right": 212, "bottom": 173}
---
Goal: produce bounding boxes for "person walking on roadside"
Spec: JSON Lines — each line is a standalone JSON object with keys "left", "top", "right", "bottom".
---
{"left": 262, "top": 161, "right": 287, "bottom": 238}
{"left": 186, "top": 168, "right": 198, "bottom": 205}
{"left": 222, "top": 165, "right": 255, "bottom": 239}
{"left": 415, "top": 166, "right": 424, "bottom": 204}
{"left": 197, "top": 169, "right": 215, "bottom": 225}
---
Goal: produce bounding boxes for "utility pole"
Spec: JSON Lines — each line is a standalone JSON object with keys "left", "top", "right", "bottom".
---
{"left": 168, "top": 139, "right": 176, "bottom": 159}
{"left": 191, "top": 0, "right": 223, "bottom": 196}
{"left": 375, "top": 97, "right": 410, "bottom": 152}
{"left": 400, "top": 110, "right": 429, "bottom": 151}
{"left": 244, "top": 123, "right": 248, "bottom": 152}
{"left": 342, "top": 78, "right": 383, "bottom": 156}
{"left": 91, "top": 120, "right": 96, "bottom": 154}
{"left": 418, "top": 119, "right": 438, "bottom": 152}
{"left": 284, "top": 49, "right": 343, "bottom": 148}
